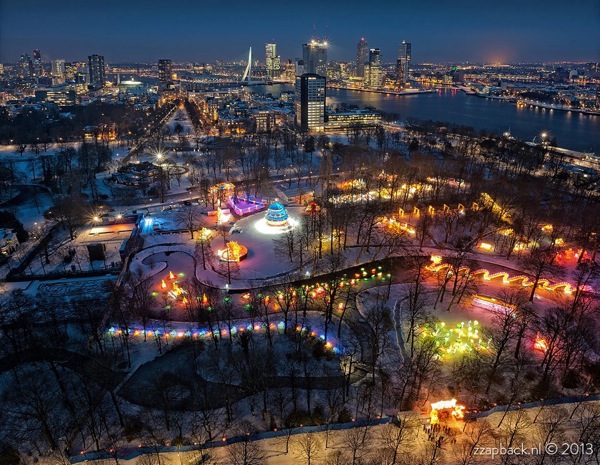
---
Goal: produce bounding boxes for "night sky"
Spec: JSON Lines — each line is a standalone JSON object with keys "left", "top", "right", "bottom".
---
{"left": 1, "top": 0, "right": 599, "bottom": 64}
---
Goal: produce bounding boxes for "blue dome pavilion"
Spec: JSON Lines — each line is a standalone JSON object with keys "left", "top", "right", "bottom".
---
{"left": 265, "top": 202, "right": 289, "bottom": 226}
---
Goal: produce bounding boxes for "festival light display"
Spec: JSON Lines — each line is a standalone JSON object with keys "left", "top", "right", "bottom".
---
{"left": 430, "top": 399, "right": 466, "bottom": 425}
{"left": 420, "top": 320, "right": 490, "bottom": 357}
{"left": 157, "top": 271, "right": 187, "bottom": 302}
{"left": 534, "top": 333, "right": 548, "bottom": 353}
{"left": 217, "top": 241, "right": 248, "bottom": 262}
{"left": 265, "top": 202, "right": 289, "bottom": 226}
{"left": 254, "top": 202, "right": 298, "bottom": 235}
{"left": 427, "top": 256, "right": 579, "bottom": 294}
{"left": 380, "top": 217, "right": 416, "bottom": 235}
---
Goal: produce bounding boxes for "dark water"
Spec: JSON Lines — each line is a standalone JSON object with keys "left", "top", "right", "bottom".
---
{"left": 258, "top": 84, "right": 600, "bottom": 153}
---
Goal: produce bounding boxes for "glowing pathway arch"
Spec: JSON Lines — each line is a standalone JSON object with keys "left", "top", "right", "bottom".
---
{"left": 426, "top": 258, "right": 581, "bottom": 295}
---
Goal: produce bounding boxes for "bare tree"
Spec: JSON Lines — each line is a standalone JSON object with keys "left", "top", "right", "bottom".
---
{"left": 226, "top": 437, "right": 265, "bottom": 465}
{"left": 176, "top": 206, "right": 201, "bottom": 239}
{"left": 294, "top": 433, "right": 323, "bottom": 465}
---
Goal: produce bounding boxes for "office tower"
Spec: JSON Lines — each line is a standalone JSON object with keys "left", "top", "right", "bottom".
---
{"left": 265, "top": 43, "right": 281, "bottom": 79}
{"left": 32, "top": 49, "right": 43, "bottom": 78}
{"left": 283, "top": 59, "right": 296, "bottom": 82}
{"left": 302, "top": 40, "right": 328, "bottom": 76}
{"left": 158, "top": 59, "right": 173, "bottom": 86}
{"left": 366, "top": 48, "right": 382, "bottom": 88}
{"left": 19, "top": 54, "right": 33, "bottom": 79}
{"left": 52, "top": 59, "right": 66, "bottom": 85}
{"left": 88, "top": 54, "right": 106, "bottom": 89}
{"left": 396, "top": 40, "right": 411, "bottom": 85}
{"left": 295, "top": 73, "right": 326, "bottom": 132}
{"left": 356, "top": 38, "right": 368, "bottom": 78}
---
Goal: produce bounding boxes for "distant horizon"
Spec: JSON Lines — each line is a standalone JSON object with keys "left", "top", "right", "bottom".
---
{"left": 1, "top": 58, "right": 598, "bottom": 67}
{"left": 1, "top": 0, "right": 598, "bottom": 64}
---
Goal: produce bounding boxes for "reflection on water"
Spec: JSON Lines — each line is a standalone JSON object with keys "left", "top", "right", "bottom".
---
{"left": 257, "top": 84, "right": 600, "bottom": 153}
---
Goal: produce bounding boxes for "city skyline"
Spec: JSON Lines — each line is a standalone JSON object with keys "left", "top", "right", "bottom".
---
{"left": 1, "top": 0, "right": 599, "bottom": 64}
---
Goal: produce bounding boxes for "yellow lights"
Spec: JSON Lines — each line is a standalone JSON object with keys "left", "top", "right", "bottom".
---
{"left": 534, "top": 334, "right": 548, "bottom": 353}
{"left": 427, "top": 259, "right": 577, "bottom": 294}
{"left": 431, "top": 399, "right": 460, "bottom": 411}
{"left": 199, "top": 227, "right": 212, "bottom": 240}
{"left": 430, "top": 255, "right": 443, "bottom": 265}
{"left": 479, "top": 242, "right": 493, "bottom": 251}
{"left": 430, "top": 399, "right": 466, "bottom": 425}
{"left": 541, "top": 224, "right": 553, "bottom": 233}
{"left": 218, "top": 241, "right": 248, "bottom": 262}
{"left": 92, "top": 216, "right": 100, "bottom": 222}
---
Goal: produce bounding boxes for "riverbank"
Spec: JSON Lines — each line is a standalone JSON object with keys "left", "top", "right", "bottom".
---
{"left": 327, "top": 85, "right": 435, "bottom": 96}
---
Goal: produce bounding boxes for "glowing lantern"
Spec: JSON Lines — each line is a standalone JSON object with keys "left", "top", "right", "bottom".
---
{"left": 534, "top": 334, "right": 548, "bottom": 352}
{"left": 430, "top": 399, "right": 465, "bottom": 424}
{"left": 161, "top": 280, "right": 167, "bottom": 289}
{"left": 169, "top": 271, "right": 175, "bottom": 280}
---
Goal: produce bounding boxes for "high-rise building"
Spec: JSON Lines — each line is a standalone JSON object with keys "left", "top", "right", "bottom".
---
{"left": 295, "top": 73, "right": 326, "bottom": 132}
{"left": 356, "top": 38, "right": 368, "bottom": 78}
{"left": 396, "top": 40, "right": 411, "bottom": 85}
{"left": 302, "top": 40, "right": 328, "bottom": 76}
{"left": 265, "top": 43, "right": 281, "bottom": 79}
{"left": 32, "top": 49, "right": 43, "bottom": 78}
{"left": 88, "top": 54, "right": 106, "bottom": 89}
{"left": 19, "top": 54, "right": 33, "bottom": 79}
{"left": 52, "top": 59, "right": 66, "bottom": 85}
{"left": 158, "top": 59, "right": 173, "bottom": 86}
{"left": 366, "top": 48, "right": 382, "bottom": 88}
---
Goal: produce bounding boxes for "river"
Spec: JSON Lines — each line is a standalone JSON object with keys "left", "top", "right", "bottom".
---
{"left": 257, "top": 84, "right": 600, "bottom": 153}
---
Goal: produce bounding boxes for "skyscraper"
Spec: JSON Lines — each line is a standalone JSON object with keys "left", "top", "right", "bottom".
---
{"left": 52, "top": 59, "right": 66, "bottom": 85}
{"left": 295, "top": 73, "right": 326, "bottom": 132}
{"left": 366, "top": 48, "right": 382, "bottom": 88}
{"left": 88, "top": 54, "right": 106, "bottom": 89}
{"left": 356, "top": 38, "right": 368, "bottom": 78}
{"left": 302, "top": 40, "right": 328, "bottom": 76}
{"left": 158, "top": 59, "right": 173, "bottom": 86}
{"left": 265, "top": 43, "right": 281, "bottom": 79}
{"left": 32, "top": 49, "right": 43, "bottom": 78}
{"left": 19, "top": 54, "right": 33, "bottom": 79}
{"left": 397, "top": 40, "right": 411, "bottom": 85}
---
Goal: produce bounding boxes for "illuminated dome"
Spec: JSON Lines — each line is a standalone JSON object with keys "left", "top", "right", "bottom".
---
{"left": 265, "top": 202, "right": 289, "bottom": 226}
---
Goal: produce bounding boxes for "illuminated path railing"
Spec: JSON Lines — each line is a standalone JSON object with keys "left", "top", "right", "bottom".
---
{"left": 426, "top": 259, "right": 581, "bottom": 295}
{"left": 107, "top": 320, "right": 342, "bottom": 354}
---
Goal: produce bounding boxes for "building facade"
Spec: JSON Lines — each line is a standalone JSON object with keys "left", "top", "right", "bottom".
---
{"left": 356, "top": 38, "right": 368, "bottom": 78}
{"left": 302, "top": 41, "right": 328, "bottom": 76}
{"left": 32, "top": 49, "right": 43, "bottom": 78}
{"left": 295, "top": 73, "right": 326, "bottom": 132}
{"left": 52, "top": 59, "right": 65, "bottom": 85}
{"left": 88, "top": 54, "right": 106, "bottom": 89}
{"left": 366, "top": 48, "right": 382, "bottom": 88}
{"left": 397, "top": 40, "right": 411, "bottom": 85}
{"left": 158, "top": 59, "right": 173, "bottom": 87}
{"left": 265, "top": 44, "right": 281, "bottom": 79}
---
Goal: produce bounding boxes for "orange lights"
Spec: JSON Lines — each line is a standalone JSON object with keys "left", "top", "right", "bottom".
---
{"left": 534, "top": 334, "right": 548, "bottom": 353}
{"left": 430, "top": 399, "right": 466, "bottom": 425}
